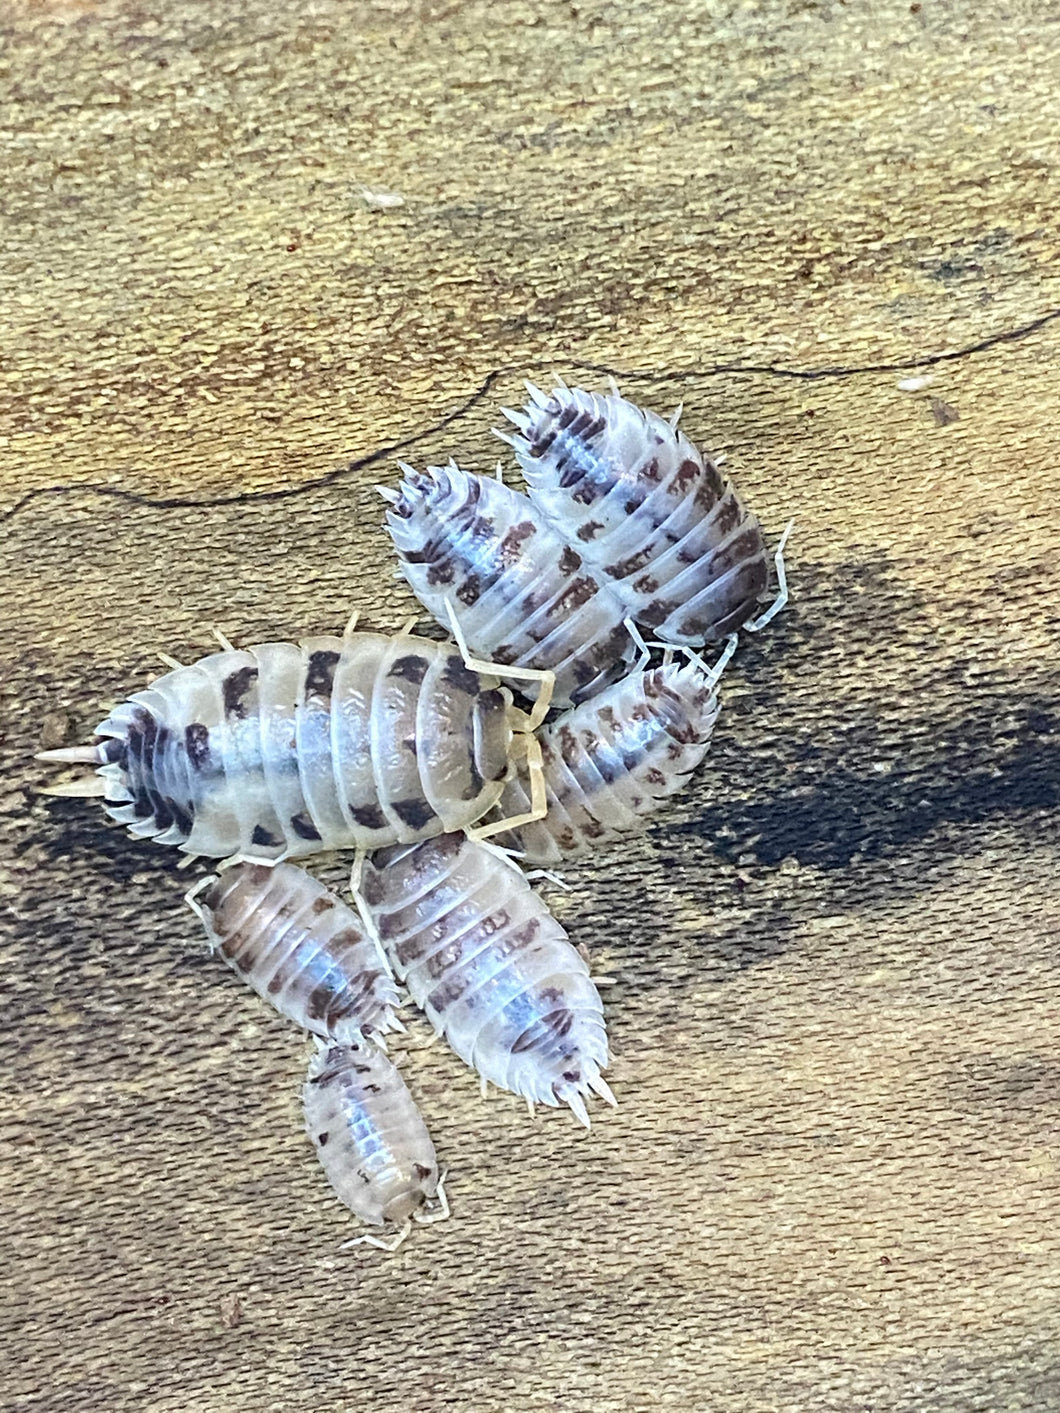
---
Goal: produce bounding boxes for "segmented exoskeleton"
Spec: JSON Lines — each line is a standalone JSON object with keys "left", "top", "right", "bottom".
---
{"left": 382, "top": 462, "right": 636, "bottom": 707}
{"left": 37, "top": 629, "right": 551, "bottom": 859}
{"left": 361, "top": 832, "right": 613, "bottom": 1126}
{"left": 481, "top": 660, "right": 721, "bottom": 865}
{"left": 304, "top": 1040, "right": 446, "bottom": 1246}
{"left": 187, "top": 861, "right": 400, "bottom": 1042}
{"left": 501, "top": 383, "right": 780, "bottom": 644}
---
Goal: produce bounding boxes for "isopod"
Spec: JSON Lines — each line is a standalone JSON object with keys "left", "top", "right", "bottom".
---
{"left": 187, "top": 861, "right": 400, "bottom": 1042}
{"left": 37, "top": 628, "right": 551, "bottom": 859}
{"left": 500, "top": 383, "right": 783, "bottom": 644}
{"left": 361, "top": 832, "right": 613, "bottom": 1126}
{"left": 382, "top": 461, "right": 636, "bottom": 707}
{"left": 481, "top": 659, "right": 722, "bottom": 865}
{"left": 304, "top": 1040, "right": 446, "bottom": 1247}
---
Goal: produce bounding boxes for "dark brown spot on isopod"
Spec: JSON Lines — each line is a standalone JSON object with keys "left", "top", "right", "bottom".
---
{"left": 317, "top": 1131, "right": 330, "bottom": 1146}
{"left": 557, "top": 545, "right": 582, "bottom": 575}
{"left": 425, "top": 559, "right": 456, "bottom": 586}
{"left": 305, "top": 650, "right": 340, "bottom": 698}
{"left": 456, "top": 575, "right": 481, "bottom": 606}
{"left": 499, "top": 521, "right": 536, "bottom": 564}
{"left": 223, "top": 666, "right": 258, "bottom": 718}
{"left": 311, "top": 895, "right": 335, "bottom": 915}
{"left": 290, "top": 811, "right": 323, "bottom": 841}
{"left": 185, "top": 723, "right": 211, "bottom": 770}
{"left": 350, "top": 802, "right": 388, "bottom": 830}
{"left": 392, "top": 797, "right": 436, "bottom": 830}
{"left": 604, "top": 547, "right": 655, "bottom": 580}
{"left": 251, "top": 824, "right": 281, "bottom": 848}
{"left": 443, "top": 656, "right": 482, "bottom": 695}
{"left": 223, "top": 934, "right": 252, "bottom": 972}
{"left": 389, "top": 654, "right": 430, "bottom": 684}
{"left": 672, "top": 457, "right": 704, "bottom": 495}
{"left": 412, "top": 1163, "right": 433, "bottom": 1181}
{"left": 633, "top": 574, "right": 659, "bottom": 595}
{"left": 557, "top": 725, "right": 579, "bottom": 766}
{"left": 555, "top": 576, "right": 596, "bottom": 613}
{"left": 577, "top": 520, "right": 604, "bottom": 541}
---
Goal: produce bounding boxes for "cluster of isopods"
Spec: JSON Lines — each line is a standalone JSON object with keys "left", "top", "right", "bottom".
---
{"left": 38, "top": 381, "right": 788, "bottom": 1250}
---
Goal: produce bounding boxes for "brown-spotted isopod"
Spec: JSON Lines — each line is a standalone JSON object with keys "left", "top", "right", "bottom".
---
{"left": 361, "top": 832, "right": 613, "bottom": 1126}
{"left": 304, "top": 1040, "right": 447, "bottom": 1249}
{"left": 481, "top": 659, "right": 722, "bottom": 865}
{"left": 500, "top": 383, "right": 786, "bottom": 644}
{"left": 187, "top": 861, "right": 400, "bottom": 1043}
{"left": 37, "top": 629, "right": 552, "bottom": 860}
{"left": 382, "top": 461, "right": 637, "bottom": 708}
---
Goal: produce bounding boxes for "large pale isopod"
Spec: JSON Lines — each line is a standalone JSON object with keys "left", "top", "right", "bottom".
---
{"left": 361, "top": 832, "right": 613, "bottom": 1126}
{"left": 501, "top": 384, "right": 784, "bottom": 644}
{"left": 37, "top": 629, "right": 552, "bottom": 859}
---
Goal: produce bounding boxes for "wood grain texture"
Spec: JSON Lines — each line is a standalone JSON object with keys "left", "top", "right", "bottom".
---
{"left": 2, "top": 2, "right": 1059, "bottom": 1411}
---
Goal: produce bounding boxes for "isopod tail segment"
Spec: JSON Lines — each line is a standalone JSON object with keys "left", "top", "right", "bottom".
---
{"left": 341, "top": 1171, "right": 451, "bottom": 1253}
{"left": 34, "top": 742, "right": 116, "bottom": 797}
{"left": 743, "top": 518, "right": 794, "bottom": 634}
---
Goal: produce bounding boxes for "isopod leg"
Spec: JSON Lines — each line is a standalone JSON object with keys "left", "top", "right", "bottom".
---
{"left": 216, "top": 849, "right": 288, "bottom": 871}
{"left": 414, "top": 1170, "right": 451, "bottom": 1227}
{"left": 341, "top": 1221, "right": 412, "bottom": 1254}
{"left": 704, "top": 633, "right": 739, "bottom": 690}
{"left": 744, "top": 519, "right": 794, "bottom": 633}
{"left": 466, "top": 735, "right": 549, "bottom": 841}
{"left": 348, "top": 850, "right": 396, "bottom": 986}
{"left": 522, "top": 867, "right": 571, "bottom": 892}
{"left": 341, "top": 610, "right": 361, "bottom": 638}
{"left": 211, "top": 627, "right": 237, "bottom": 652}
{"left": 624, "top": 617, "right": 652, "bottom": 672}
{"left": 183, "top": 873, "right": 218, "bottom": 928}
{"left": 158, "top": 651, "right": 183, "bottom": 671}
{"left": 442, "top": 596, "right": 556, "bottom": 730}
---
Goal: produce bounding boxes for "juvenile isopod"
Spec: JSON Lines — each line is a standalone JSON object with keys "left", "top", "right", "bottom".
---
{"left": 304, "top": 1040, "right": 446, "bottom": 1248}
{"left": 37, "top": 628, "right": 552, "bottom": 860}
{"left": 382, "top": 461, "right": 636, "bottom": 707}
{"left": 361, "top": 832, "right": 613, "bottom": 1126}
{"left": 187, "top": 861, "right": 400, "bottom": 1042}
{"left": 500, "top": 383, "right": 786, "bottom": 644}
{"left": 481, "top": 659, "right": 722, "bottom": 865}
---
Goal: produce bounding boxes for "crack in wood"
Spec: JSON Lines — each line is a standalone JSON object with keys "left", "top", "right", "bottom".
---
{"left": 3, "top": 305, "right": 1058, "bottom": 528}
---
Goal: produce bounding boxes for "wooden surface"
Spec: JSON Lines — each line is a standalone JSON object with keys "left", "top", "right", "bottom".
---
{"left": 3, "top": 2, "right": 1060, "bottom": 1410}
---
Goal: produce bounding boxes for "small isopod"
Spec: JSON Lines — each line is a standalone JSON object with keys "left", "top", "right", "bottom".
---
{"left": 361, "top": 832, "right": 613, "bottom": 1126}
{"left": 37, "top": 629, "right": 551, "bottom": 860}
{"left": 501, "top": 383, "right": 783, "bottom": 644}
{"left": 304, "top": 1040, "right": 446, "bottom": 1248}
{"left": 382, "top": 461, "right": 636, "bottom": 707}
{"left": 482, "top": 659, "right": 721, "bottom": 865}
{"left": 187, "top": 861, "right": 400, "bottom": 1042}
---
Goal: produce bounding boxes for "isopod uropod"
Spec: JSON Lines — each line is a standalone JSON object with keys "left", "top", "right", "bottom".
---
{"left": 383, "top": 461, "right": 636, "bottom": 708}
{"left": 304, "top": 1040, "right": 446, "bottom": 1248}
{"left": 483, "top": 660, "right": 722, "bottom": 865}
{"left": 187, "top": 861, "right": 400, "bottom": 1043}
{"left": 37, "top": 629, "right": 552, "bottom": 859}
{"left": 501, "top": 383, "right": 779, "bottom": 644}
{"left": 361, "top": 832, "right": 614, "bottom": 1126}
